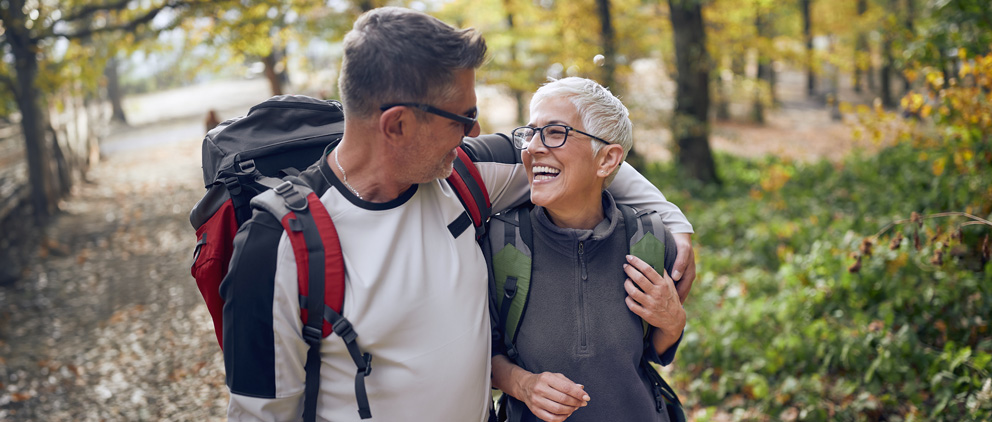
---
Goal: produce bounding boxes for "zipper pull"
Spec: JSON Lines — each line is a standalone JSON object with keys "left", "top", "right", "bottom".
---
{"left": 578, "top": 241, "right": 588, "bottom": 281}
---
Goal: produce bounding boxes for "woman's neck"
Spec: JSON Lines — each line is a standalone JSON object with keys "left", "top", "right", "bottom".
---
{"left": 543, "top": 194, "right": 605, "bottom": 230}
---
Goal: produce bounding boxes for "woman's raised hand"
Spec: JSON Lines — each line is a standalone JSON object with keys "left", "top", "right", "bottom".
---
{"left": 622, "top": 255, "right": 686, "bottom": 350}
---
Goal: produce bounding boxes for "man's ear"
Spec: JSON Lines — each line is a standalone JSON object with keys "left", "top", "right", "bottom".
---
{"left": 597, "top": 144, "right": 625, "bottom": 178}
{"left": 379, "top": 106, "right": 408, "bottom": 144}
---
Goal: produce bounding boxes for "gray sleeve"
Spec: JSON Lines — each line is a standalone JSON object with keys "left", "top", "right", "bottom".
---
{"left": 607, "top": 163, "right": 693, "bottom": 233}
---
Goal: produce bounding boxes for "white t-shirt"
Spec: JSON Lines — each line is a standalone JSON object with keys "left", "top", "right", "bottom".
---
{"left": 230, "top": 179, "right": 491, "bottom": 421}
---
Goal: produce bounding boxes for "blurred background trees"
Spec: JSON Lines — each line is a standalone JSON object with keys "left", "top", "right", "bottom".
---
{"left": 1, "top": 1, "right": 990, "bottom": 419}
{"left": 3, "top": 0, "right": 988, "bottom": 226}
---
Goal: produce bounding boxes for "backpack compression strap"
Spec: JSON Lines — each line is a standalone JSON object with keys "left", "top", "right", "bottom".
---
{"left": 489, "top": 207, "right": 533, "bottom": 361}
{"left": 446, "top": 146, "right": 491, "bottom": 239}
{"left": 619, "top": 204, "right": 665, "bottom": 338}
{"left": 252, "top": 180, "right": 373, "bottom": 420}
{"left": 620, "top": 204, "right": 685, "bottom": 420}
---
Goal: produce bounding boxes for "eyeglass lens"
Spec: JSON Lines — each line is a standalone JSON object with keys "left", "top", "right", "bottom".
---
{"left": 512, "top": 125, "right": 570, "bottom": 149}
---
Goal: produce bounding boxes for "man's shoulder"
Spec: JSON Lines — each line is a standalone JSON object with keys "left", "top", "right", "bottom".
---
{"left": 460, "top": 134, "right": 517, "bottom": 164}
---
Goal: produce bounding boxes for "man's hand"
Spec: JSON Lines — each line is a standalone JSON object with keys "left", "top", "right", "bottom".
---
{"left": 670, "top": 233, "right": 696, "bottom": 304}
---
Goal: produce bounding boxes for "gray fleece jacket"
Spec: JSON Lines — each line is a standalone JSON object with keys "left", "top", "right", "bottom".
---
{"left": 500, "top": 193, "right": 678, "bottom": 422}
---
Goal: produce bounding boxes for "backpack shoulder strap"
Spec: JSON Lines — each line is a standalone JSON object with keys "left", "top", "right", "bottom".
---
{"left": 619, "top": 204, "right": 679, "bottom": 339}
{"left": 250, "top": 178, "right": 373, "bottom": 421}
{"left": 488, "top": 206, "right": 534, "bottom": 362}
{"left": 619, "top": 204, "right": 686, "bottom": 421}
{"left": 621, "top": 205, "right": 676, "bottom": 276}
{"left": 446, "top": 146, "right": 492, "bottom": 240}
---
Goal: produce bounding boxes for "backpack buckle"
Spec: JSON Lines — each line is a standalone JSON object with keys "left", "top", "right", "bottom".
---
{"left": 223, "top": 177, "right": 241, "bottom": 195}
{"left": 238, "top": 159, "right": 256, "bottom": 173}
{"left": 275, "top": 181, "right": 309, "bottom": 211}
{"left": 333, "top": 318, "right": 358, "bottom": 343}
{"left": 653, "top": 382, "right": 665, "bottom": 412}
{"left": 503, "top": 277, "right": 518, "bottom": 300}
{"left": 506, "top": 345, "right": 519, "bottom": 361}
{"left": 360, "top": 353, "right": 373, "bottom": 377}
{"left": 302, "top": 325, "right": 322, "bottom": 345}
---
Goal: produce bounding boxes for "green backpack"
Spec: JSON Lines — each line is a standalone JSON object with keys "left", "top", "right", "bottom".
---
{"left": 486, "top": 203, "right": 687, "bottom": 422}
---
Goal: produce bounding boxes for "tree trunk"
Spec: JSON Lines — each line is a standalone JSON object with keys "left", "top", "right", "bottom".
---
{"left": 11, "top": 33, "right": 56, "bottom": 225}
{"left": 503, "top": 5, "right": 527, "bottom": 126}
{"left": 881, "top": 40, "right": 893, "bottom": 107}
{"left": 880, "top": 0, "right": 896, "bottom": 109}
{"left": 595, "top": 0, "right": 617, "bottom": 91}
{"left": 7, "top": 0, "right": 56, "bottom": 225}
{"left": 753, "top": 7, "right": 773, "bottom": 124}
{"left": 801, "top": 0, "right": 815, "bottom": 98}
{"left": 262, "top": 52, "right": 284, "bottom": 96}
{"left": 902, "top": 0, "right": 915, "bottom": 93}
{"left": 715, "top": 55, "right": 731, "bottom": 121}
{"left": 854, "top": 0, "right": 868, "bottom": 93}
{"left": 105, "top": 56, "right": 129, "bottom": 125}
{"left": 668, "top": 0, "right": 719, "bottom": 185}
{"left": 358, "top": 0, "right": 376, "bottom": 12}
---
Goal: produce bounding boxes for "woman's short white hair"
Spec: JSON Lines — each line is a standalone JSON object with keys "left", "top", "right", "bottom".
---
{"left": 530, "top": 77, "right": 633, "bottom": 188}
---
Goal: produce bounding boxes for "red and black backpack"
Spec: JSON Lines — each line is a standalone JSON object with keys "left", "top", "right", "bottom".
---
{"left": 189, "top": 95, "right": 491, "bottom": 421}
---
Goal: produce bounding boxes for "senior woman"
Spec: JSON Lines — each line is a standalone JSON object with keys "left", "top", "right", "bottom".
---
{"left": 488, "top": 77, "right": 686, "bottom": 422}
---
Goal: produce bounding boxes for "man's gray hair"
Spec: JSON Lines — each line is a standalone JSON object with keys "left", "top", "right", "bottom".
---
{"left": 530, "top": 77, "right": 633, "bottom": 187}
{"left": 338, "top": 7, "right": 488, "bottom": 119}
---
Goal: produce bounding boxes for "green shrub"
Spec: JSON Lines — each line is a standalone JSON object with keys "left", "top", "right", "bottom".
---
{"left": 655, "top": 55, "right": 992, "bottom": 421}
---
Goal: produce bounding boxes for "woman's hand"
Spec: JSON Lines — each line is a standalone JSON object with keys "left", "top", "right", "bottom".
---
{"left": 492, "top": 355, "right": 588, "bottom": 422}
{"left": 516, "top": 371, "right": 589, "bottom": 422}
{"left": 622, "top": 255, "right": 686, "bottom": 351}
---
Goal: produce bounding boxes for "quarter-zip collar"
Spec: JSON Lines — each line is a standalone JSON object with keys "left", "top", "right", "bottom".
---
{"left": 531, "top": 191, "right": 621, "bottom": 257}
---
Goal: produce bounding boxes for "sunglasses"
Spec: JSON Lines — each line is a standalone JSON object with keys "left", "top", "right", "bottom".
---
{"left": 380, "top": 103, "right": 478, "bottom": 136}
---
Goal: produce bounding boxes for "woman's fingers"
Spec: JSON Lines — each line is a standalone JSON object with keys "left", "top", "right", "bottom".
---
{"left": 624, "top": 256, "right": 682, "bottom": 329}
{"left": 524, "top": 372, "right": 588, "bottom": 421}
{"left": 623, "top": 255, "right": 662, "bottom": 288}
{"left": 536, "top": 372, "right": 588, "bottom": 406}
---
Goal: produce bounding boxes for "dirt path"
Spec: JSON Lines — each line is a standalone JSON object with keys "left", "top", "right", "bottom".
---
{"left": 0, "top": 134, "right": 227, "bottom": 420}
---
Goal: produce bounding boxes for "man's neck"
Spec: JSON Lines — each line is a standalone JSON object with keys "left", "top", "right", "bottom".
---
{"left": 331, "top": 133, "right": 413, "bottom": 203}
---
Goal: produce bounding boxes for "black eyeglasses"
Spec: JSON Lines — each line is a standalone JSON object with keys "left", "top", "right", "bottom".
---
{"left": 511, "top": 124, "right": 610, "bottom": 150}
{"left": 379, "top": 103, "right": 478, "bottom": 136}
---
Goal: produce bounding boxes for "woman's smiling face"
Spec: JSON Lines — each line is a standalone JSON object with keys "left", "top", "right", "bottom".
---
{"left": 522, "top": 97, "right": 605, "bottom": 212}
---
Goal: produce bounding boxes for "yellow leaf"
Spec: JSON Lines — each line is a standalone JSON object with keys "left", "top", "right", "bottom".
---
{"left": 959, "top": 63, "right": 971, "bottom": 78}
{"left": 886, "top": 253, "right": 908, "bottom": 276}
{"left": 962, "top": 149, "right": 974, "bottom": 162}
{"left": 932, "top": 157, "right": 946, "bottom": 177}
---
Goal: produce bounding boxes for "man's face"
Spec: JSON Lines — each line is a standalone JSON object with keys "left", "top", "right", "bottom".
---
{"left": 401, "top": 69, "right": 481, "bottom": 184}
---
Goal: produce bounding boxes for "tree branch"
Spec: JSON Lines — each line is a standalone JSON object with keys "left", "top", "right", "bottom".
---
{"left": 53, "top": 0, "right": 205, "bottom": 40}
{"left": 59, "top": 0, "right": 133, "bottom": 24}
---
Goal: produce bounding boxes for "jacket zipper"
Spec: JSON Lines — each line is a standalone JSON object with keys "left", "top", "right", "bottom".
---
{"left": 578, "top": 241, "right": 588, "bottom": 352}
